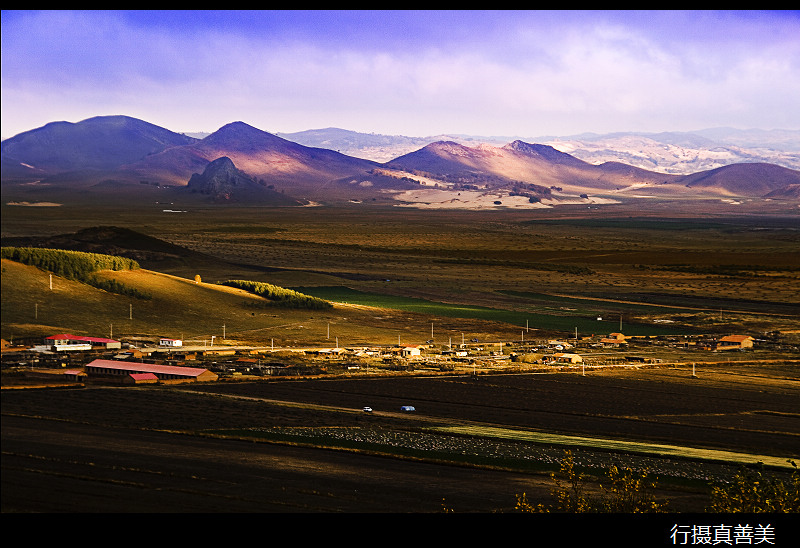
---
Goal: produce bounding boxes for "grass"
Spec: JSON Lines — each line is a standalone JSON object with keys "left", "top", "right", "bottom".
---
{"left": 431, "top": 426, "right": 797, "bottom": 470}
{"left": 295, "top": 285, "right": 695, "bottom": 336}
{"left": 3, "top": 205, "right": 799, "bottom": 341}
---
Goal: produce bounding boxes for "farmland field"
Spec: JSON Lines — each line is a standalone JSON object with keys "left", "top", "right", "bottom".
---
{"left": 2, "top": 200, "right": 799, "bottom": 518}
{"left": 3, "top": 362, "right": 798, "bottom": 514}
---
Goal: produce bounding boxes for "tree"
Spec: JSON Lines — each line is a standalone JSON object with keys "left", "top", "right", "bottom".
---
{"left": 708, "top": 461, "right": 799, "bottom": 513}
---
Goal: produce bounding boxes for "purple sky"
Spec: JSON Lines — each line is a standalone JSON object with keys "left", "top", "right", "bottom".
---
{"left": 2, "top": 10, "right": 799, "bottom": 139}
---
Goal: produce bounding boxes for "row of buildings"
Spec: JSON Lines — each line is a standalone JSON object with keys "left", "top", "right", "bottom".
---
{"left": 3, "top": 330, "right": 761, "bottom": 385}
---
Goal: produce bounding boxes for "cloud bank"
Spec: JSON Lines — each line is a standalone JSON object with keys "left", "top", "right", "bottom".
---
{"left": 2, "top": 10, "right": 799, "bottom": 139}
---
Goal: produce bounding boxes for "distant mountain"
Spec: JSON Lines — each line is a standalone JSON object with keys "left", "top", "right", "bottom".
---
{"left": 676, "top": 163, "right": 800, "bottom": 196}
{"left": 0, "top": 115, "right": 197, "bottom": 180}
{"left": 2, "top": 115, "right": 799, "bottom": 206}
{"left": 386, "top": 140, "right": 678, "bottom": 193}
{"left": 546, "top": 132, "right": 800, "bottom": 175}
{"left": 276, "top": 127, "right": 479, "bottom": 163}
{"left": 120, "top": 121, "right": 380, "bottom": 194}
{"left": 278, "top": 126, "right": 800, "bottom": 173}
{"left": 185, "top": 156, "right": 306, "bottom": 205}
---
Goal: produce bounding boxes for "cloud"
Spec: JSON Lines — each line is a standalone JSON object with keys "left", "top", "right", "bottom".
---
{"left": 2, "top": 10, "right": 799, "bottom": 139}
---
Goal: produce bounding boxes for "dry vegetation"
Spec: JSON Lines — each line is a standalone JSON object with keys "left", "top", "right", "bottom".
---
{"left": 2, "top": 198, "right": 799, "bottom": 514}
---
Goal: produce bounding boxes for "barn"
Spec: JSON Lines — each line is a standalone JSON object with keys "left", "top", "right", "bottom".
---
{"left": 85, "top": 359, "right": 218, "bottom": 383}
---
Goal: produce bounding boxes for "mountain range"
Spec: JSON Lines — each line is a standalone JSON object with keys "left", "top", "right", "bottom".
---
{"left": 2, "top": 115, "right": 799, "bottom": 208}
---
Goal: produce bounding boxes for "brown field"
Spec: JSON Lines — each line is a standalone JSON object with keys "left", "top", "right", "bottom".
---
{"left": 2, "top": 199, "right": 799, "bottom": 517}
{"left": 3, "top": 362, "right": 798, "bottom": 513}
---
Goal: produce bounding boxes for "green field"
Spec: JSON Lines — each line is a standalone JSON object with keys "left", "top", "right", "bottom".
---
{"left": 295, "top": 286, "right": 693, "bottom": 336}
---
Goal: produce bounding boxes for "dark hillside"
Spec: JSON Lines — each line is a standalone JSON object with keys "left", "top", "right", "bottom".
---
{"left": 0, "top": 115, "right": 197, "bottom": 179}
{"left": 0, "top": 226, "right": 216, "bottom": 271}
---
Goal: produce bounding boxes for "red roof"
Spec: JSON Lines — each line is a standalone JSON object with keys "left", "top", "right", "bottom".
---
{"left": 47, "top": 334, "right": 120, "bottom": 344}
{"left": 720, "top": 335, "right": 753, "bottom": 342}
{"left": 86, "top": 359, "right": 210, "bottom": 377}
{"left": 129, "top": 373, "right": 158, "bottom": 380}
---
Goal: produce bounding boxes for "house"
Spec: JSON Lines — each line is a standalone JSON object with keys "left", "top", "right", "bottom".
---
{"left": 46, "top": 334, "right": 122, "bottom": 351}
{"left": 552, "top": 352, "right": 583, "bottom": 364}
{"left": 399, "top": 345, "right": 422, "bottom": 357}
{"left": 600, "top": 333, "right": 628, "bottom": 348}
{"left": 716, "top": 335, "right": 755, "bottom": 351}
{"left": 84, "top": 359, "right": 218, "bottom": 383}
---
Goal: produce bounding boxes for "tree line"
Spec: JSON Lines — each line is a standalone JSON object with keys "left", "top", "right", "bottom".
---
{"left": 220, "top": 279, "right": 333, "bottom": 310}
{"left": 1, "top": 246, "right": 150, "bottom": 299}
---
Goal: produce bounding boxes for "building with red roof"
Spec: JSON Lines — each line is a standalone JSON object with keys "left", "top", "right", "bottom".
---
{"left": 46, "top": 334, "right": 121, "bottom": 350}
{"left": 85, "top": 359, "right": 218, "bottom": 383}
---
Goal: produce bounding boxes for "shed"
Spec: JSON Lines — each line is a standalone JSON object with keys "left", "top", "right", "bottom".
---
{"left": 553, "top": 352, "right": 583, "bottom": 364}
{"left": 124, "top": 372, "right": 159, "bottom": 384}
{"left": 716, "top": 335, "right": 754, "bottom": 350}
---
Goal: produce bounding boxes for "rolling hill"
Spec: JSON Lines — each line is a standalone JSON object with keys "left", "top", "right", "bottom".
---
{"left": 385, "top": 140, "right": 680, "bottom": 194}
{"left": 2, "top": 115, "right": 799, "bottom": 206}
{"left": 0, "top": 115, "right": 197, "bottom": 180}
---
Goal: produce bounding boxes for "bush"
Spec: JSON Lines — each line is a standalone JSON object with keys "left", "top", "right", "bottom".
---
{"left": 515, "top": 450, "right": 668, "bottom": 513}
{"left": 708, "top": 461, "right": 799, "bottom": 513}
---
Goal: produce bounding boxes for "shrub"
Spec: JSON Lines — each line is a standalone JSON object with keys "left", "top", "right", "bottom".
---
{"left": 708, "top": 461, "right": 799, "bottom": 513}
{"left": 515, "top": 450, "right": 668, "bottom": 513}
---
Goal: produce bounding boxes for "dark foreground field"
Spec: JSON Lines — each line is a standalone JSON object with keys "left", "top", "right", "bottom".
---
{"left": 3, "top": 363, "right": 798, "bottom": 516}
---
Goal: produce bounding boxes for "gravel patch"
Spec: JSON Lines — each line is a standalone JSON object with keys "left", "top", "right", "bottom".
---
{"left": 254, "top": 426, "right": 761, "bottom": 483}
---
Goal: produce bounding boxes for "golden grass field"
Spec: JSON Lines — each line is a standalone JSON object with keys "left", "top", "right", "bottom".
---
{"left": 2, "top": 199, "right": 799, "bottom": 345}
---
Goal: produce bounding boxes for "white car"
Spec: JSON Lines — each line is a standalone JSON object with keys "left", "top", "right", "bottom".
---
{"left": 362, "top": 406, "right": 373, "bottom": 412}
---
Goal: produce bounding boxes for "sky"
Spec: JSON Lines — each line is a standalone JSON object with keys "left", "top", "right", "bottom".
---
{"left": 2, "top": 10, "right": 800, "bottom": 140}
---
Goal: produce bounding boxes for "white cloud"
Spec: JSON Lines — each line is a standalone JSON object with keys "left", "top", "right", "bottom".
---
{"left": 2, "top": 10, "right": 799, "bottom": 139}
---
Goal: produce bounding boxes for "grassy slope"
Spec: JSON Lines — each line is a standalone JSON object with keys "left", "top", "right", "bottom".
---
{"left": 1, "top": 259, "right": 523, "bottom": 346}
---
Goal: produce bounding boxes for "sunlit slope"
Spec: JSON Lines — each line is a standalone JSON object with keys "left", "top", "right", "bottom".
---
{"left": 2, "top": 259, "right": 495, "bottom": 346}
{"left": 0, "top": 259, "right": 328, "bottom": 343}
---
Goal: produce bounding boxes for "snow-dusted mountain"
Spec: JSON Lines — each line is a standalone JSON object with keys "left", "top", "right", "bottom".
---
{"left": 280, "top": 127, "right": 800, "bottom": 174}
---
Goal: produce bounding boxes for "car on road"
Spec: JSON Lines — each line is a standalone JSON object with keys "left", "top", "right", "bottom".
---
{"left": 362, "top": 406, "right": 373, "bottom": 412}
{"left": 400, "top": 406, "right": 415, "bottom": 412}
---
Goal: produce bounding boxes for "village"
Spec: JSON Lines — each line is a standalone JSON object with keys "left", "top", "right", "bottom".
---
{"left": 2, "top": 328, "right": 794, "bottom": 387}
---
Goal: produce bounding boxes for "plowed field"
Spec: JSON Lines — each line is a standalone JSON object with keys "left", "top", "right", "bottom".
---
{"left": 3, "top": 363, "right": 798, "bottom": 514}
